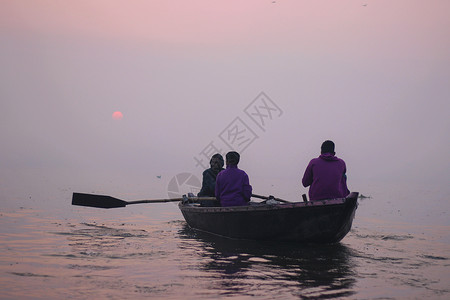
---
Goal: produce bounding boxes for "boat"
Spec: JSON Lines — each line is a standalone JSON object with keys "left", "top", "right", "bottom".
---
{"left": 71, "top": 191, "right": 358, "bottom": 243}
{"left": 179, "top": 192, "right": 359, "bottom": 243}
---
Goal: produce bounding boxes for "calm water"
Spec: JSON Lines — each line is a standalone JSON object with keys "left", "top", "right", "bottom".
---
{"left": 1, "top": 173, "right": 449, "bottom": 299}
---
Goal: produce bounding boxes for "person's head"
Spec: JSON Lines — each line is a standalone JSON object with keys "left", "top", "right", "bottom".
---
{"left": 321, "top": 140, "right": 335, "bottom": 155}
{"left": 226, "top": 151, "right": 240, "bottom": 166}
{"left": 210, "top": 153, "right": 224, "bottom": 172}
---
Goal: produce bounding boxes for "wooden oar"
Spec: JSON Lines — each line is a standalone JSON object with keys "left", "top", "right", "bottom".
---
{"left": 251, "top": 193, "right": 291, "bottom": 203}
{"left": 72, "top": 192, "right": 216, "bottom": 209}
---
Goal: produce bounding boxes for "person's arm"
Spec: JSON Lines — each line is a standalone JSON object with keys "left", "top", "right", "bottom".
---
{"left": 242, "top": 173, "right": 252, "bottom": 202}
{"left": 302, "top": 161, "right": 313, "bottom": 187}
{"left": 341, "top": 161, "right": 350, "bottom": 196}
{"left": 215, "top": 173, "right": 221, "bottom": 202}
{"left": 197, "top": 170, "right": 209, "bottom": 196}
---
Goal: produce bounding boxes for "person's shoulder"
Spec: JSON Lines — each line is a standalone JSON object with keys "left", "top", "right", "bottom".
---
{"left": 216, "top": 168, "right": 226, "bottom": 176}
{"left": 202, "top": 168, "right": 213, "bottom": 176}
{"left": 334, "top": 157, "right": 347, "bottom": 168}
{"left": 335, "top": 156, "right": 346, "bottom": 163}
{"left": 237, "top": 168, "right": 249, "bottom": 175}
{"left": 309, "top": 157, "right": 321, "bottom": 163}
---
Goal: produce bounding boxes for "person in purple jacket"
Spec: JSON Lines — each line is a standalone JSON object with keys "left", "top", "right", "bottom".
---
{"left": 302, "top": 140, "right": 350, "bottom": 201}
{"left": 215, "top": 151, "right": 252, "bottom": 207}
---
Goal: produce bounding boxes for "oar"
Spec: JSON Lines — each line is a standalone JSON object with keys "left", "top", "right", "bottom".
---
{"left": 72, "top": 192, "right": 216, "bottom": 209}
{"left": 251, "top": 193, "right": 291, "bottom": 203}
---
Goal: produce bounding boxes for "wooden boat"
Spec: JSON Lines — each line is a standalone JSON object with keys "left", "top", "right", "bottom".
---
{"left": 179, "top": 192, "right": 359, "bottom": 243}
{"left": 71, "top": 191, "right": 358, "bottom": 243}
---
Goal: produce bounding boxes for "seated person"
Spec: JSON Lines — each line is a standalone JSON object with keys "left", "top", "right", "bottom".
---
{"left": 302, "top": 140, "right": 350, "bottom": 201}
{"left": 215, "top": 151, "right": 252, "bottom": 207}
{"left": 198, "top": 153, "right": 224, "bottom": 197}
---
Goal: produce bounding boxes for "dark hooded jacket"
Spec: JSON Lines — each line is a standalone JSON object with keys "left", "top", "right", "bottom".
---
{"left": 198, "top": 168, "right": 224, "bottom": 197}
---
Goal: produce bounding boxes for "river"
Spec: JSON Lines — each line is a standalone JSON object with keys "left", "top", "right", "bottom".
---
{"left": 0, "top": 170, "right": 449, "bottom": 299}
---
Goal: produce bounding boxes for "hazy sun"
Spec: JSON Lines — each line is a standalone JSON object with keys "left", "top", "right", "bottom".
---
{"left": 112, "top": 111, "right": 123, "bottom": 120}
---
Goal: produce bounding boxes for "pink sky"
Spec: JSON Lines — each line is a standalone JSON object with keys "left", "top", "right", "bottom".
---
{"left": 1, "top": 0, "right": 449, "bottom": 193}
{"left": 3, "top": 1, "right": 448, "bottom": 57}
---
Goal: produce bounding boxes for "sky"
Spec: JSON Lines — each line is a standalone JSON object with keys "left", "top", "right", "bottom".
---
{"left": 1, "top": 1, "right": 449, "bottom": 201}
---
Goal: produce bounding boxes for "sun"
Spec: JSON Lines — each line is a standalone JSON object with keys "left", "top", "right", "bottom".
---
{"left": 112, "top": 111, "right": 123, "bottom": 120}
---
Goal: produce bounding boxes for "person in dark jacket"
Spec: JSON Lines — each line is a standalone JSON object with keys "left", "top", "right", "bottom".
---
{"left": 302, "top": 140, "right": 350, "bottom": 201}
{"left": 197, "top": 153, "right": 225, "bottom": 197}
{"left": 215, "top": 151, "right": 252, "bottom": 207}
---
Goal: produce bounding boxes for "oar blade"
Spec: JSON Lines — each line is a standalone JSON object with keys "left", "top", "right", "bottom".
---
{"left": 72, "top": 193, "right": 127, "bottom": 208}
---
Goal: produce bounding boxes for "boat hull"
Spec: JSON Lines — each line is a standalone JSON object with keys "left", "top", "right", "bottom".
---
{"left": 179, "top": 192, "right": 358, "bottom": 243}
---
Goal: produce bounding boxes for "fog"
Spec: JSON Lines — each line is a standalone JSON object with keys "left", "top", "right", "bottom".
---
{"left": 1, "top": 1, "right": 449, "bottom": 204}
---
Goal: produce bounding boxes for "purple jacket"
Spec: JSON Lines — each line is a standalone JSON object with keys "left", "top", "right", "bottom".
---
{"left": 215, "top": 165, "right": 252, "bottom": 207}
{"left": 302, "top": 153, "right": 350, "bottom": 201}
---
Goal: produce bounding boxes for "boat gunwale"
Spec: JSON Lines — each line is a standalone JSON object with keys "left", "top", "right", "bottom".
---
{"left": 179, "top": 197, "right": 354, "bottom": 213}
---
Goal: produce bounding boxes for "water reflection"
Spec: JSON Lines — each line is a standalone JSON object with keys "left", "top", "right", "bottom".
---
{"left": 178, "top": 224, "right": 357, "bottom": 298}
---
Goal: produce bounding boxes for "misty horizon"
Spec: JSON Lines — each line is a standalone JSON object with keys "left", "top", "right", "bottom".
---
{"left": 1, "top": 1, "right": 449, "bottom": 203}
